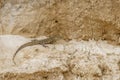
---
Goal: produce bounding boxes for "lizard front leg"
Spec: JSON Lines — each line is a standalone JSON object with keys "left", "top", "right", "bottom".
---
{"left": 41, "top": 44, "right": 49, "bottom": 48}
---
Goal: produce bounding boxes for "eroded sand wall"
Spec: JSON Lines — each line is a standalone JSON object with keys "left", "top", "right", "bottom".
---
{"left": 0, "top": 0, "right": 120, "bottom": 80}
{"left": 0, "top": 0, "right": 120, "bottom": 44}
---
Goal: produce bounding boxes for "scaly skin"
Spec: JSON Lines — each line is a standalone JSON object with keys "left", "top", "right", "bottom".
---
{"left": 13, "top": 36, "right": 61, "bottom": 64}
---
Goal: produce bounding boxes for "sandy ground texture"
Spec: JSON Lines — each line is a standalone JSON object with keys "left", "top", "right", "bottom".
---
{"left": 0, "top": 0, "right": 120, "bottom": 80}
{"left": 0, "top": 35, "right": 120, "bottom": 80}
{"left": 0, "top": 0, "right": 120, "bottom": 45}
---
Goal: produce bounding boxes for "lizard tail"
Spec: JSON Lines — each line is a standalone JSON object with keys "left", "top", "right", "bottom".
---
{"left": 13, "top": 48, "right": 21, "bottom": 65}
{"left": 12, "top": 44, "right": 28, "bottom": 65}
{"left": 12, "top": 41, "right": 36, "bottom": 65}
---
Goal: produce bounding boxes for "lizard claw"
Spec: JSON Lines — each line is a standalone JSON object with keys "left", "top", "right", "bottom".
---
{"left": 42, "top": 45, "right": 49, "bottom": 48}
{"left": 42, "top": 44, "right": 49, "bottom": 48}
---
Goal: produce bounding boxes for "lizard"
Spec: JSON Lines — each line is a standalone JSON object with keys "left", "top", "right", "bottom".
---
{"left": 13, "top": 35, "right": 61, "bottom": 65}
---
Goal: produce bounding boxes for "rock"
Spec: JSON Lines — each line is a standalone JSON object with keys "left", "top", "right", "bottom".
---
{"left": 0, "top": 35, "right": 120, "bottom": 80}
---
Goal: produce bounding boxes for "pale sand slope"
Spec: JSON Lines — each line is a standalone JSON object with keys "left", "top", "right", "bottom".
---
{"left": 0, "top": 35, "right": 120, "bottom": 80}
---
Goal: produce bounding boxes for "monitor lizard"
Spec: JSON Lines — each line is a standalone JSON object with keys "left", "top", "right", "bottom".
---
{"left": 13, "top": 35, "right": 61, "bottom": 65}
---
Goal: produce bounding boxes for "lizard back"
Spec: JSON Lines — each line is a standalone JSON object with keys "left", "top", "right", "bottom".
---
{"left": 13, "top": 36, "right": 61, "bottom": 64}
